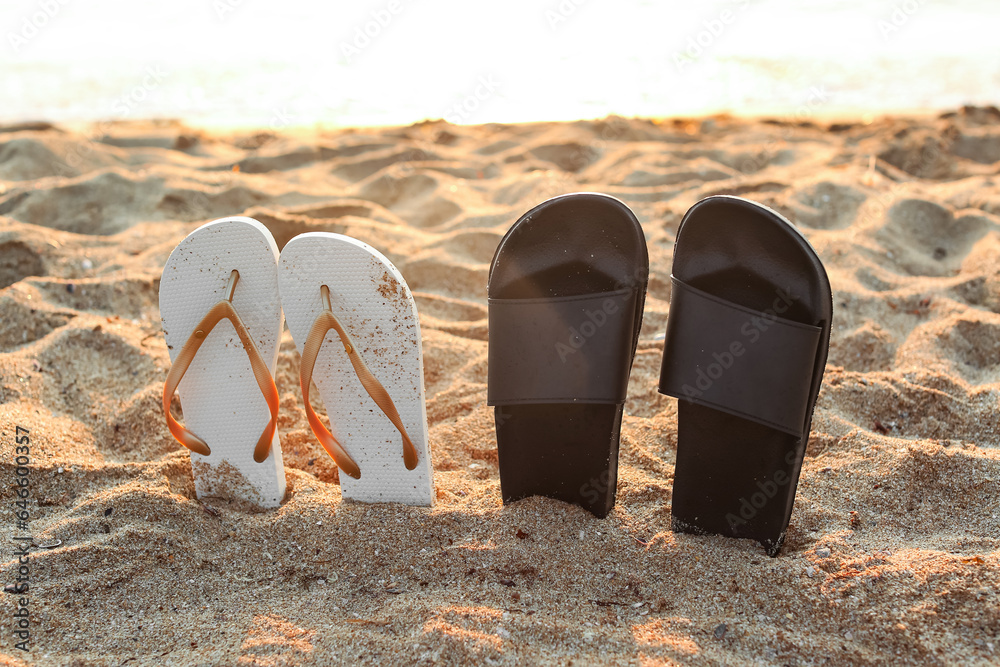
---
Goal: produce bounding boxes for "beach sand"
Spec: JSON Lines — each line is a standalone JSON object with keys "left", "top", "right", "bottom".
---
{"left": 0, "top": 109, "right": 998, "bottom": 665}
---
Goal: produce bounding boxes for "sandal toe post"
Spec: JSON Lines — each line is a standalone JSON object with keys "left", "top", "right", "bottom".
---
{"left": 278, "top": 232, "right": 434, "bottom": 507}
{"left": 159, "top": 216, "right": 286, "bottom": 508}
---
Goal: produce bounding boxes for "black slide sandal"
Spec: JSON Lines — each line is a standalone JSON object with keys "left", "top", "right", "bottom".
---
{"left": 658, "top": 195, "right": 832, "bottom": 556}
{"left": 488, "top": 193, "right": 649, "bottom": 518}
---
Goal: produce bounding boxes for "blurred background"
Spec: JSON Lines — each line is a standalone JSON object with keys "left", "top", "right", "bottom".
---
{"left": 2, "top": 0, "right": 999, "bottom": 128}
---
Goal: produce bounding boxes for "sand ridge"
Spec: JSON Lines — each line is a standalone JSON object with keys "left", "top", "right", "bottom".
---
{"left": 0, "top": 110, "right": 998, "bottom": 665}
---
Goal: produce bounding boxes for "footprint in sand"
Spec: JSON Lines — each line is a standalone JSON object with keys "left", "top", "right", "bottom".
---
{"left": 530, "top": 142, "right": 601, "bottom": 173}
{"left": 31, "top": 277, "right": 159, "bottom": 320}
{"left": 37, "top": 327, "right": 157, "bottom": 416}
{"left": 875, "top": 198, "right": 993, "bottom": 277}
{"left": 359, "top": 169, "right": 463, "bottom": 228}
{"left": 3, "top": 172, "right": 180, "bottom": 234}
{"left": 0, "top": 238, "right": 45, "bottom": 288}
{"left": 951, "top": 128, "right": 1000, "bottom": 165}
{"left": 158, "top": 183, "right": 271, "bottom": 224}
{"left": 0, "top": 134, "right": 124, "bottom": 181}
{"left": 853, "top": 265, "right": 898, "bottom": 292}
{"left": 0, "top": 293, "right": 74, "bottom": 352}
{"left": 613, "top": 157, "right": 738, "bottom": 189}
{"left": 332, "top": 147, "right": 442, "bottom": 182}
{"left": 236, "top": 146, "right": 336, "bottom": 174}
{"left": 828, "top": 321, "right": 897, "bottom": 373}
{"left": 927, "top": 315, "right": 1000, "bottom": 386}
{"left": 789, "top": 181, "right": 868, "bottom": 230}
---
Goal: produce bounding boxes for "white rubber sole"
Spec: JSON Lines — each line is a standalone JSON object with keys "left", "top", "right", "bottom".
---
{"left": 159, "top": 217, "right": 286, "bottom": 507}
{"left": 278, "top": 233, "right": 433, "bottom": 506}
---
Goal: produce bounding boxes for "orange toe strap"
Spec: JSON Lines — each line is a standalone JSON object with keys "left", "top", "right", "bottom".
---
{"left": 299, "top": 285, "right": 419, "bottom": 479}
{"left": 162, "top": 270, "right": 280, "bottom": 463}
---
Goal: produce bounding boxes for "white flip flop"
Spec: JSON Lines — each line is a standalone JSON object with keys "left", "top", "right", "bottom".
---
{"left": 159, "top": 217, "right": 286, "bottom": 507}
{"left": 278, "top": 233, "right": 433, "bottom": 506}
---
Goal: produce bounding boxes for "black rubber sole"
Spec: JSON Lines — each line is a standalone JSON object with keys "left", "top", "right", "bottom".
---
{"left": 496, "top": 404, "right": 622, "bottom": 517}
{"left": 488, "top": 193, "right": 649, "bottom": 518}
{"left": 665, "top": 196, "right": 832, "bottom": 555}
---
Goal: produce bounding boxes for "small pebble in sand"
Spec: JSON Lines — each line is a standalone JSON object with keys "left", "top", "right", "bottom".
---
{"left": 817, "top": 548, "right": 832, "bottom": 558}
{"left": 714, "top": 624, "right": 727, "bottom": 640}
{"left": 82, "top": 259, "right": 93, "bottom": 270}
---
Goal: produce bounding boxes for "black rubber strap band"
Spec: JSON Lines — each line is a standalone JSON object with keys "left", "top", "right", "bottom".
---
{"left": 488, "top": 288, "right": 638, "bottom": 406}
{"left": 658, "top": 276, "right": 822, "bottom": 436}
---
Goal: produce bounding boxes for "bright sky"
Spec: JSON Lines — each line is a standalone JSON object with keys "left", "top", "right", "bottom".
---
{"left": 1, "top": 0, "right": 999, "bottom": 127}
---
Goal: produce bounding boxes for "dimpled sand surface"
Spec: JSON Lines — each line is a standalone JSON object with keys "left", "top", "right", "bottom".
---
{"left": 0, "top": 110, "right": 998, "bottom": 665}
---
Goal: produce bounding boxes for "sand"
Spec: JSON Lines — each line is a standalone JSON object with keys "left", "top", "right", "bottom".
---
{"left": 0, "top": 108, "right": 998, "bottom": 666}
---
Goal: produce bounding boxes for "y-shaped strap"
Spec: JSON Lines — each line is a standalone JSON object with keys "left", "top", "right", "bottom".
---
{"left": 162, "top": 270, "right": 280, "bottom": 463}
{"left": 300, "top": 285, "right": 418, "bottom": 480}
